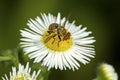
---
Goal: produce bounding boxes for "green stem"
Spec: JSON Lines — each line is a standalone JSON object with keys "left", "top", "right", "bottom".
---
{"left": 0, "top": 56, "right": 11, "bottom": 61}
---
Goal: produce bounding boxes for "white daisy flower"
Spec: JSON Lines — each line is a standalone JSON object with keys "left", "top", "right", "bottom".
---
{"left": 99, "top": 63, "right": 118, "bottom": 80}
{"left": 20, "top": 13, "right": 95, "bottom": 71}
{"left": 2, "top": 62, "right": 40, "bottom": 80}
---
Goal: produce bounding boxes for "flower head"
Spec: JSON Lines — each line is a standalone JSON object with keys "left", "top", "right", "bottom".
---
{"left": 94, "top": 63, "right": 118, "bottom": 80}
{"left": 2, "top": 62, "right": 40, "bottom": 80}
{"left": 20, "top": 13, "right": 95, "bottom": 70}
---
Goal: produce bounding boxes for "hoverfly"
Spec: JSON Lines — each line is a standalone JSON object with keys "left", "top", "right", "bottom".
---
{"left": 44, "top": 18, "right": 71, "bottom": 46}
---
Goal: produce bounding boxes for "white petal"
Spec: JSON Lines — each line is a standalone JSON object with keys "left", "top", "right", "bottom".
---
{"left": 61, "top": 17, "right": 66, "bottom": 25}
{"left": 56, "top": 13, "right": 61, "bottom": 24}
{"left": 41, "top": 13, "right": 49, "bottom": 28}
{"left": 34, "top": 50, "right": 48, "bottom": 62}
{"left": 36, "top": 16, "right": 47, "bottom": 29}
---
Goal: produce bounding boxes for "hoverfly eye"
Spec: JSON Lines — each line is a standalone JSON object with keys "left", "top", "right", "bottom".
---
{"left": 55, "top": 24, "right": 58, "bottom": 28}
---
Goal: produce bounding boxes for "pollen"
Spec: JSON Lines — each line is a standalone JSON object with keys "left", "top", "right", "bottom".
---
{"left": 42, "top": 31, "right": 73, "bottom": 52}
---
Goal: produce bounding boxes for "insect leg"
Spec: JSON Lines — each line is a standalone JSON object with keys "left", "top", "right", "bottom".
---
{"left": 44, "top": 34, "right": 57, "bottom": 43}
{"left": 52, "top": 34, "right": 57, "bottom": 44}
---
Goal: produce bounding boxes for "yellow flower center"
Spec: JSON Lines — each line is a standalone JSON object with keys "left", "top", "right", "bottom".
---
{"left": 42, "top": 29, "right": 73, "bottom": 52}
{"left": 15, "top": 77, "right": 24, "bottom": 80}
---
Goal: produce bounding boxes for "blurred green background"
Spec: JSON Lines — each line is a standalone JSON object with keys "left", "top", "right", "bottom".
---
{"left": 0, "top": 0, "right": 120, "bottom": 80}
